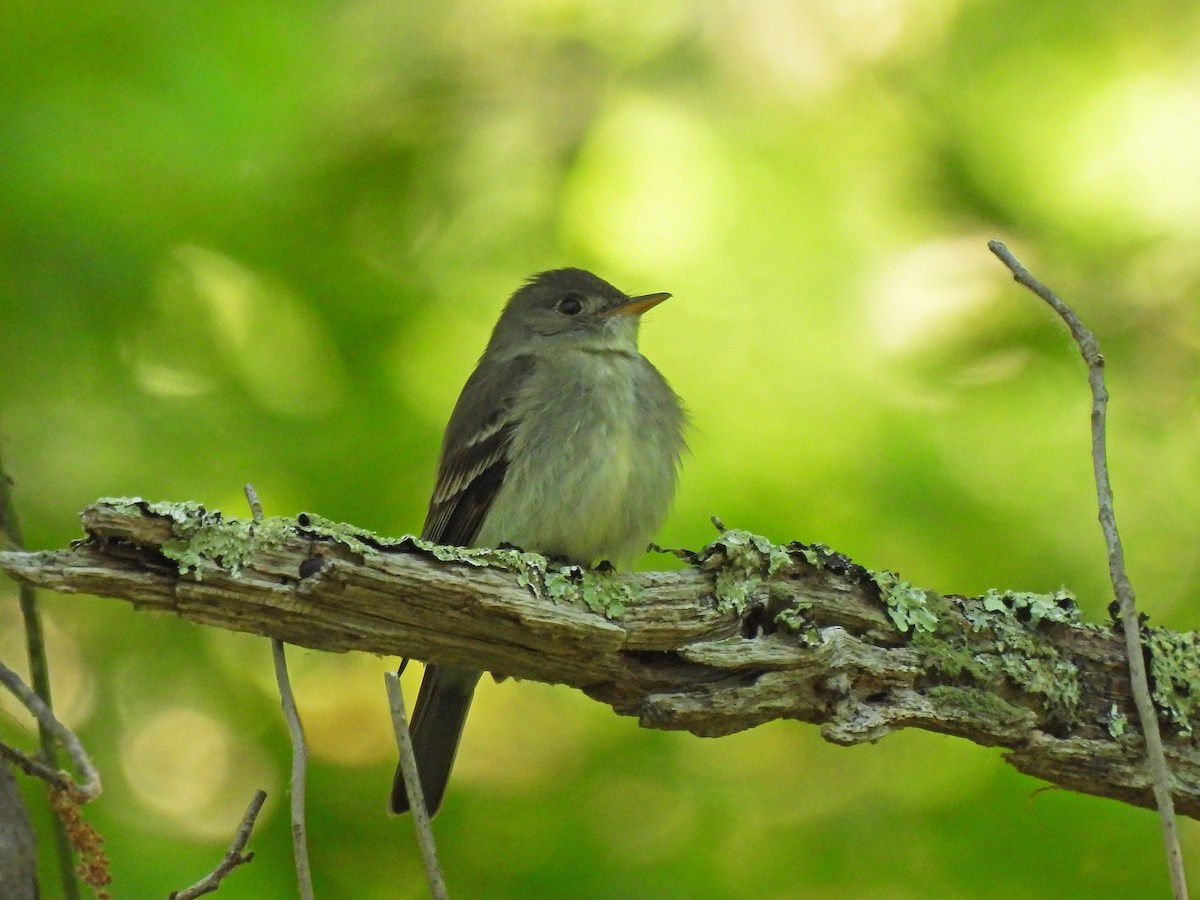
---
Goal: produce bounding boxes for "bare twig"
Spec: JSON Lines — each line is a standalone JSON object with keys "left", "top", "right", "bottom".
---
{"left": 247, "top": 484, "right": 315, "bottom": 900}
{"left": 169, "top": 790, "right": 267, "bottom": 900}
{"left": 244, "top": 483, "right": 264, "bottom": 523}
{"left": 384, "top": 672, "right": 448, "bottom": 900}
{"left": 273, "top": 639, "right": 314, "bottom": 900}
{"left": 1, "top": 449, "right": 82, "bottom": 899}
{"left": 989, "top": 240, "right": 1187, "bottom": 899}
{"left": 0, "top": 659, "right": 100, "bottom": 800}
{"left": 0, "top": 740, "right": 71, "bottom": 791}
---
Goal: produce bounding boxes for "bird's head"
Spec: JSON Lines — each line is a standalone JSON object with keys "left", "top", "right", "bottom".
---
{"left": 488, "top": 268, "right": 670, "bottom": 355}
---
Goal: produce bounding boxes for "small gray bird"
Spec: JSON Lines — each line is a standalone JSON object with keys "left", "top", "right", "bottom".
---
{"left": 391, "top": 268, "right": 686, "bottom": 816}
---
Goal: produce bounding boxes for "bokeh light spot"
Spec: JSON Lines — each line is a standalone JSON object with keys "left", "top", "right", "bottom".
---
{"left": 119, "top": 705, "right": 275, "bottom": 839}
{"left": 129, "top": 245, "right": 347, "bottom": 416}
{"left": 561, "top": 96, "right": 729, "bottom": 271}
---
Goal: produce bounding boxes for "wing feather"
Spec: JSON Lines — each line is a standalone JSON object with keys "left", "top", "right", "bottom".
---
{"left": 421, "top": 355, "right": 531, "bottom": 547}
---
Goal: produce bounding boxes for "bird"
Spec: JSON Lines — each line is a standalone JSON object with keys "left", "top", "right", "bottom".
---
{"left": 390, "top": 267, "right": 686, "bottom": 817}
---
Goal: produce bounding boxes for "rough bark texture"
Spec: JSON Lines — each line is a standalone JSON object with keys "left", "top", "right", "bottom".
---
{"left": 2, "top": 499, "right": 1199, "bottom": 819}
{"left": 0, "top": 762, "right": 38, "bottom": 900}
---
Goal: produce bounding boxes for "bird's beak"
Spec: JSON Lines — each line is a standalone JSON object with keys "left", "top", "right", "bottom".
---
{"left": 605, "top": 292, "right": 671, "bottom": 317}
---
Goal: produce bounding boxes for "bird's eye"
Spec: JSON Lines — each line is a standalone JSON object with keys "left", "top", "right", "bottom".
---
{"left": 556, "top": 294, "right": 584, "bottom": 316}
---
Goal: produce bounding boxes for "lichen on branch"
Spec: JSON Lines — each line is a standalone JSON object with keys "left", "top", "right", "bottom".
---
{"left": 2, "top": 498, "right": 1199, "bottom": 819}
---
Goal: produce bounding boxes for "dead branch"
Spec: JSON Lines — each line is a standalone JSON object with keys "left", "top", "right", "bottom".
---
{"left": 385, "top": 672, "right": 447, "bottom": 900}
{"left": 2, "top": 499, "right": 1199, "bottom": 819}
{"left": 169, "top": 790, "right": 266, "bottom": 900}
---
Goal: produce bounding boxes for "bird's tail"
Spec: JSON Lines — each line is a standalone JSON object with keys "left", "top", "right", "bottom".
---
{"left": 390, "top": 664, "right": 481, "bottom": 817}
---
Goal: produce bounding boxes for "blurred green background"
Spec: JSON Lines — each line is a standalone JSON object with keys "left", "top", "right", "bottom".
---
{"left": 3, "top": 0, "right": 1200, "bottom": 897}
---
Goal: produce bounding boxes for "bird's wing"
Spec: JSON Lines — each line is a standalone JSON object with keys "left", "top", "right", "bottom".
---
{"left": 421, "top": 354, "right": 532, "bottom": 547}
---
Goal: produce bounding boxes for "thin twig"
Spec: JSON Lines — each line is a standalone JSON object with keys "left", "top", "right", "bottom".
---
{"left": 1, "top": 450, "right": 82, "bottom": 899}
{"left": 248, "top": 484, "right": 315, "bottom": 900}
{"left": 384, "top": 672, "right": 448, "bottom": 900}
{"left": 244, "top": 483, "right": 264, "bottom": 523}
{"left": 273, "top": 639, "right": 314, "bottom": 899}
{"left": 0, "top": 659, "right": 101, "bottom": 800}
{"left": 0, "top": 739, "right": 74, "bottom": 792}
{"left": 169, "top": 790, "right": 267, "bottom": 900}
{"left": 989, "top": 240, "right": 1188, "bottom": 900}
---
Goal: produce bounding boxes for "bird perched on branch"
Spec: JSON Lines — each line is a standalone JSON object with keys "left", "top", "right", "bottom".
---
{"left": 391, "top": 267, "right": 686, "bottom": 816}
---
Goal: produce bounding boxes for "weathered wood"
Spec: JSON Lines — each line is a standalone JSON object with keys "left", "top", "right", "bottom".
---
{"left": 0, "top": 763, "right": 37, "bottom": 900}
{"left": 2, "top": 498, "right": 1198, "bottom": 818}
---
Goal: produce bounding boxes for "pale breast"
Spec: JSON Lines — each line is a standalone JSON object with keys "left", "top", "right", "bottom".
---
{"left": 472, "top": 349, "right": 684, "bottom": 566}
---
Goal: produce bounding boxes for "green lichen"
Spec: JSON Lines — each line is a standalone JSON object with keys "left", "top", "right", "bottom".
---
{"left": 926, "top": 685, "right": 1031, "bottom": 727}
{"left": 1106, "top": 703, "right": 1128, "bottom": 739}
{"left": 773, "top": 602, "right": 812, "bottom": 633}
{"left": 978, "top": 589, "right": 1080, "bottom": 627}
{"left": 543, "top": 566, "right": 636, "bottom": 618}
{"left": 292, "top": 512, "right": 402, "bottom": 556}
{"left": 101, "top": 496, "right": 208, "bottom": 523}
{"left": 121, "top": 497, "right": 642, "bottom": 615}
{"left": 380, "top": 538, "right": 636, "bottom": 618}
{"left": 907, "top": 586, "right": 1081, "bottom": 725}
{"left": 107, "top": 498, "right": 292, "bottom": 579}
{"left": 703, "top": 529, "right": 792, "bottom": 615}
{"left": 998, "top": 652, "right": 1079, "bottom": 720}
{"left": 298, "top": 508, "right": 648, "bottom": 617}
{"left": 911, "top": 628, "right": 989, "bottom": 681}
{"left": 875, "top": 571, "right": 940, "bottom": 633}
{"left": 773, "top": 606, "right": 822, "bottom": 646}
{"left": 982, "top": 592, "right": 1081, "bottom": 721}
{"left": 1146, "top": 627, "right": 1200, "bottom": 736}
{"left": 797, "top": 542, "right": 838, "bottom": 569}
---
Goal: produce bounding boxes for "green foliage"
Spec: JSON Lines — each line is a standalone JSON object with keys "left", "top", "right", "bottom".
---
{"left": 3, "top": 1, "right": 1200, "bottom": 897}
